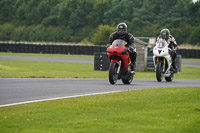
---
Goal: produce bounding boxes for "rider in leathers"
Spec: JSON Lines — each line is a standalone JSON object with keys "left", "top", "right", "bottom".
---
{"left": 157, "top": 28, "right": 178, "bottom": 72}
{"left": 107, "top": 23, "right": 137, "bottom": 71}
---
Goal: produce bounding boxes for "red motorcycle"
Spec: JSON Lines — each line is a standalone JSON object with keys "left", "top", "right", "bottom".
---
{"left": 107, "top": 39, "right": 134, "bottom": 84}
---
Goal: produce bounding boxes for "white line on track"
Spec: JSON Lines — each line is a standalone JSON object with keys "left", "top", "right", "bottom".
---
{"left": 0, "top": 91, "right": 121, "bottom": 108}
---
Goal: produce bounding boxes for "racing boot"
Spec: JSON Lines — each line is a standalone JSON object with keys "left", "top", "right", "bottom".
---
{"left": 172, "top": 61, "right": 177, "bottom": 73}
{"left": 131, "top": 62, "right": 136, "bottom": 71}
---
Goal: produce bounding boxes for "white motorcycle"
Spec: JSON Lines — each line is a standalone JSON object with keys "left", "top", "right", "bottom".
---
{"left": 153, "top": 38, "right": 174, "bottom": 82}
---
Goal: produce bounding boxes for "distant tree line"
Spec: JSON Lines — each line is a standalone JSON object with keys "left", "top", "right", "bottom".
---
{"left": 0, "top": 0, "right": 199, "bottom": 45}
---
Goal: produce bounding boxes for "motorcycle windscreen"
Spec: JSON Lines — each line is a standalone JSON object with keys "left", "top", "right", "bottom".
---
{"left": 157, "top": 39, "right": 167, "bottom": 48}
{"left": 112, "top": 39, "right": 127, "bottom": 46}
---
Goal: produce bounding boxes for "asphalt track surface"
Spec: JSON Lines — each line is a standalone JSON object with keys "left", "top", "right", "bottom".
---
{"left": 0, "top": 78, "right": 200, "bottom": 107}
{"left": 0, "top": 55, "right": 200, "bottom": 107}
{"left": 0, "top": 55, "right": 200, "bottom": 67}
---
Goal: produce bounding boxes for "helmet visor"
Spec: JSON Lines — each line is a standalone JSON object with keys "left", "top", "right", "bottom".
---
{"left": 162, "top": 35, "right": 169, "bottom": 39}
{"left": 118, "top": 29, "right": 125, "bottom": 35}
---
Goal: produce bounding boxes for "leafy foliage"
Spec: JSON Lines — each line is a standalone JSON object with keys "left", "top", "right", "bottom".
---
{"left": 0, "top": 0, "right": 199, "bottom": 45}
{"left": 91, "top": 25, "right": 115, "bottom": 45}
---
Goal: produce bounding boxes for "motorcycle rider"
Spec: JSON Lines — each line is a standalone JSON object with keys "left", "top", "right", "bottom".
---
{"left": 157, "top": 28, "right": 178, "bottom": 72}
{"left": 107, "top": 23, "right": 137, "bottom": 71}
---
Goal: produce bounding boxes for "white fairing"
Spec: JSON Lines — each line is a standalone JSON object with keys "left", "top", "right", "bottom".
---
{"left": 153, "top": 38, "right": 172, "bottom": 77}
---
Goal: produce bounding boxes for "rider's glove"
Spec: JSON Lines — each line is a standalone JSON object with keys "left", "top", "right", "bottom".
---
{"left": 169, "top": 48, "right": 176, "bottom": 54}
{"left": 128, "top": 46, "right": 135, "bottom": 53}
{"left": 172, "top": 47, "right": 176, "bottom": 53}
{"left": 122, "top": 48, "right": 127, "bottom": 55}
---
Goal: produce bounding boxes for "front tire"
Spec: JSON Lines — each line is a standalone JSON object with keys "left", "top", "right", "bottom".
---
{"left": 156, "top": 61, "right": 164, "bottom": 82}
{"left": 109, "top": 62, "right": 118, "bottom": 84}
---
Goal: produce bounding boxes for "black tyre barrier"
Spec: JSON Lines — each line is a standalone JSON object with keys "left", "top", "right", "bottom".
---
{"left": 0, "top": 43, "right": 199, "bottom": 58}
{"left": 177, "top": 49, "right": 200, "bottom": 58}
{"left": 93, "top": 46, "right": 100, "bottom": 53}
{"left": 69, "top": 45, "right": 77, "bottom": 55}
{"left": 54, "top": 45, "right": 60, "bottom": 54}
{"left": 79, "top": 46, "right": 87, "bottom": 55}
{"left": 41, "top": 45, "right": 47, "bottom": 53}
{"left": 195, "top": 49, "right": 200, "bottom": 58}
{"left": 187, "top": 49, "right": 192, "bottom": 58}
{"left": 82, "top": 46, "right": 88, "bottom": 55}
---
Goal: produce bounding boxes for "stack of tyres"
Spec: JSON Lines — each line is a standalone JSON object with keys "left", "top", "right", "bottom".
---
{"left": 195, "top": 49, "right": 200, "bottom": 58}
{"left": 94, "top": 52, "right": 109, "bottom": 71}
{"left": 176, "top": 55, "right": 182, "bottom": 73}
{"left": 11, "top": 44, "right": 18, "bottom": 53}
{"left": 88, "top": 46, "right": 94, "bottom": 55}
{"left": 54, "top": 45, "right": 60, "bottom": 54}
{"left": 63, "top": 45, "right": 68, "bottom": 54}
{"left": 0, "top": 43, "right": 5, "bottom": 52}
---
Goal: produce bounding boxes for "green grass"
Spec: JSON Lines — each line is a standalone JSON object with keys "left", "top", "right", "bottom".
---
{"left": 0, "top": 60, "right": 200, "bottom": 79}
{"left": 0, "top": 60, "right": 107, "bottom": 78}
{"left": 182, "top": 58, "right": 200, "bottom": 61}
{"left": 0, "top": 87, "right": 199, "bottom": 133}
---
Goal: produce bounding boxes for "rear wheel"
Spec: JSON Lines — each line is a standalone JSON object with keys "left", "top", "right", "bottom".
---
{"left": 122, "top": 73, "right": 133, "bottom": 84}
{"left": 156, "top": 61, "right": 164, "bottom": 82}
{"left": 165, "top": 73, "right": 174, "bottom": 82}
{"left": 109, "top": 62, "right": 118, "bottom": 84}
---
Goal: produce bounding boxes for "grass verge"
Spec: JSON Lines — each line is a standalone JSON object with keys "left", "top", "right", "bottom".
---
{"left": 0, "top": 60, "right": 199, "bottom": 79}
{"left": 0, "top": 87, "right": 199, "bottom": 133}
{"left": 182, "top": 58, "right": 200, "bottom": 61}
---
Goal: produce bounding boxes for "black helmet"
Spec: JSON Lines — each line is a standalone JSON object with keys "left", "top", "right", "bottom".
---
{"left": 117, "top": 23, "right": 127, "bottom": 35}
{"left": 160, "top": 28, "right": 170, "bottom": 40}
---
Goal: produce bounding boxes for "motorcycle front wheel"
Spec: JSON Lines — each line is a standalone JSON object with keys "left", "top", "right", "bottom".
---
{"left": 156, "top": 61, "right": 164, "bottom": 82}
{"left": 109, "top": 62, "right": 118, "bottom": 84}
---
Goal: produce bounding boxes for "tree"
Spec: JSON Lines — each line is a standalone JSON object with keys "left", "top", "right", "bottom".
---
{"left": 103, "top": 0, "right": 135, "bottom": 25}
{"left": 0, "top": 0, "right": 15, "bottom": 24}
{"left": 0, "top": 23, "right": 14, "bottom": 41}
{"left": 91, "top": 25, "right": 115, "bottom": 45}
{"left": 0, "top": 0, "right": 199, "bottom": 44}
{"left": 189, "top": 26, "right": 200, "bottom": 45}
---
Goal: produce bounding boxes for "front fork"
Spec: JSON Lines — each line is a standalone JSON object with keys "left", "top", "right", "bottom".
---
{"left": 117, "top": 61, "right": 121, "bottom": 74}
{"left": 155, "top": 57, "right": 166, "bottom": 71}
{"left": 111, "top": 60, "right": 121, "bottom": 74}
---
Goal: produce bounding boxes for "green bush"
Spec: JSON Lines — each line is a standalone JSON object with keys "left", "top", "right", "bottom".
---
{"left": 10, "top": 26, "right": 26, "bottom": 41}
{"left": 91, "top": 25, "right": 115, "bottom": 45}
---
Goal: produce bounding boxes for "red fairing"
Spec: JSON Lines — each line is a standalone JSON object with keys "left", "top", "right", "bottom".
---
{"left": 107, "top": 39, "right": 131, "bottom": 70}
